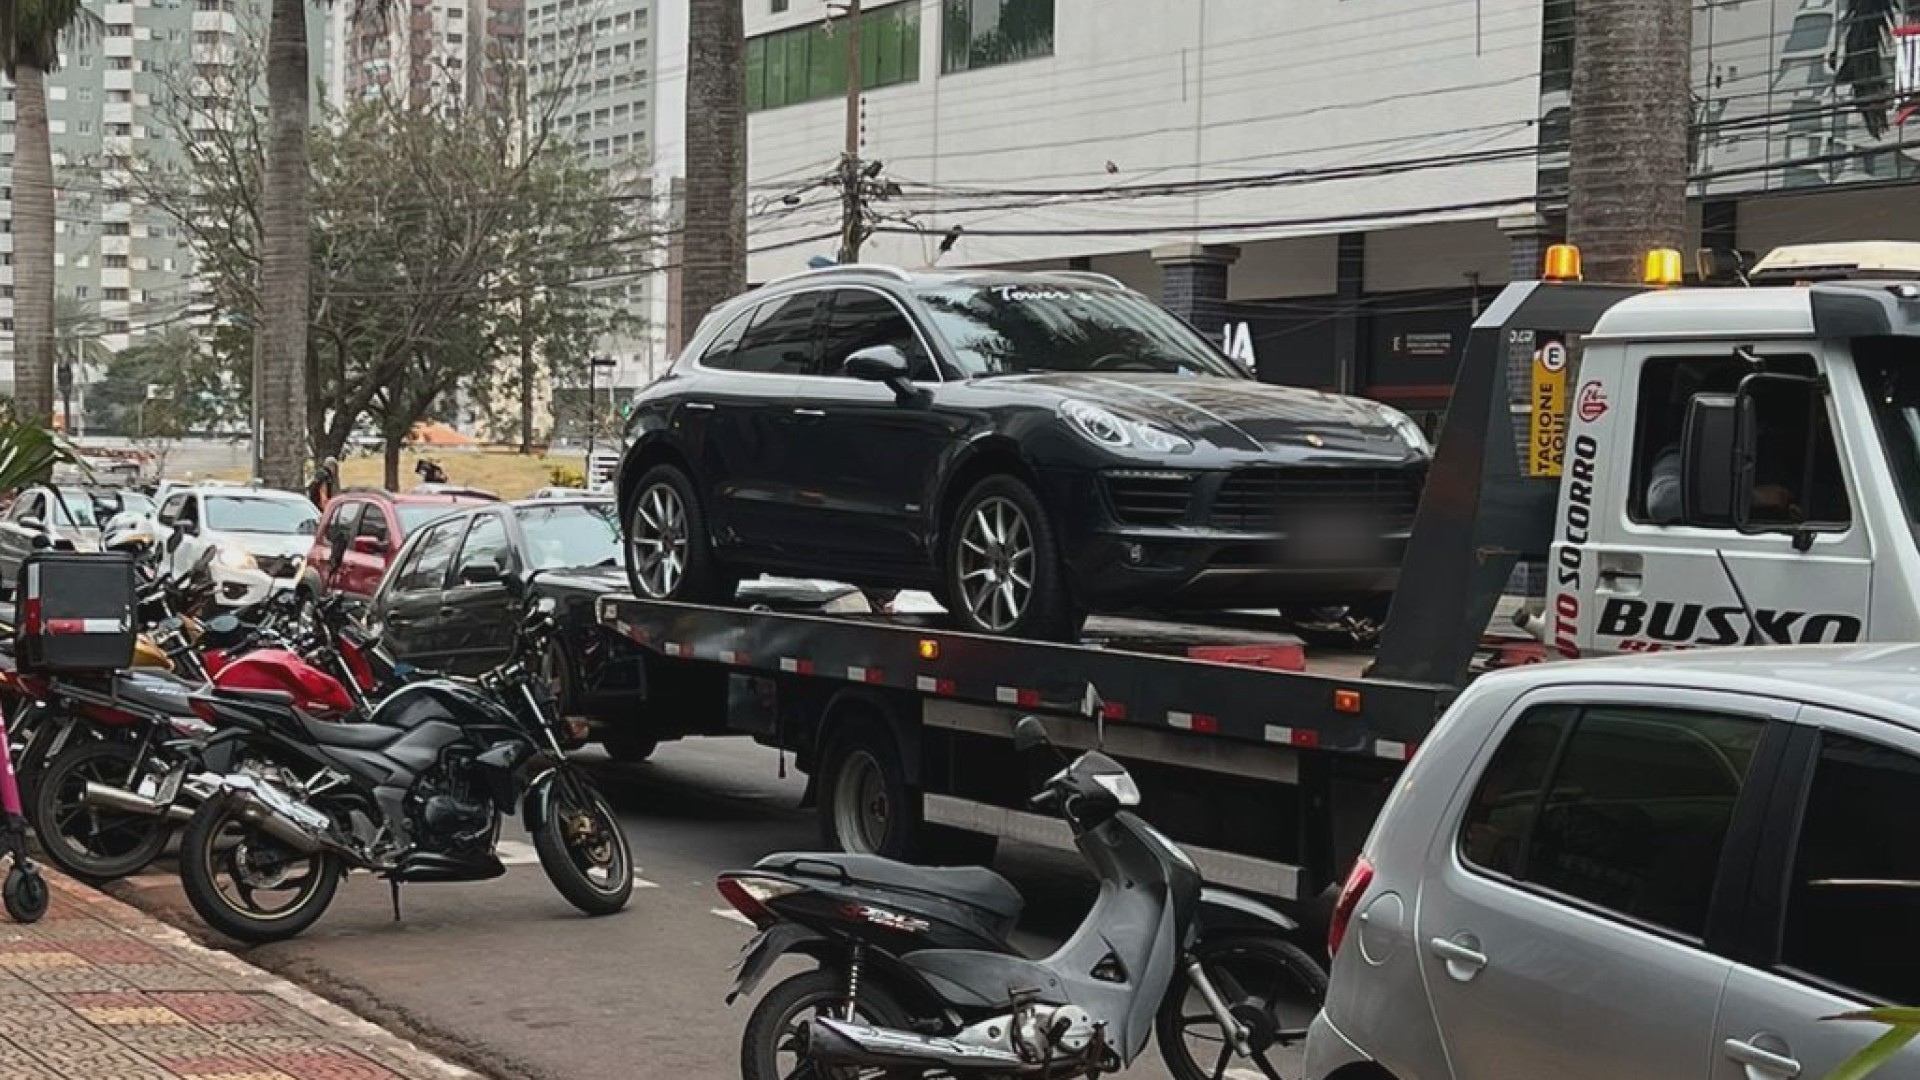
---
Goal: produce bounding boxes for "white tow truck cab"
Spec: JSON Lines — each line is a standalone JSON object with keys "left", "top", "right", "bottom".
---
{"left": 1541, "top": 241, "right": 1920, "bottom": 658}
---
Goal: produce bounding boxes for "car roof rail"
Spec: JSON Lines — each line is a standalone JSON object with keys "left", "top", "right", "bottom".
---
{"left": 1046, "top": 270, "right": 1127, "bottom": 289}
{"left": 761, "top": 263, "right": 916, "bottom": 289}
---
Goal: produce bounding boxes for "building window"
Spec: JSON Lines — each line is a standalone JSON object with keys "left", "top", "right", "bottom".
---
{"left": 772, "top": 0, "right": 787, "bottom": 11}
{"left": 80, "top": 87, "right": 94, "bottom": 101}
{"left": 104, "top": 254, "right": 129, "bottom": 269}
{"left": 103, "top": 222, "right": 131, "bottom": 236}
{"left": 107, "top": 23, "right": 132, "bottom": 36}
{"left": 72, "top": 286, "right": 87, "bottom": 300}
{"left": 78, "top": 52, "right": 93, "bottom": 67}
{"left": 942, "top": 0, "right": 1053, "bottom": 74}
{"left": 746, "top": 0, "right": 920, "bottom": 112}
{"left": 106, "top": 320, "right": 129, "bottom": 335}
{"left": 103, "top": 288, "right": 129, "bottom": 301}
{"left": 76, "top": 120, "right": 93, "bottom": 134}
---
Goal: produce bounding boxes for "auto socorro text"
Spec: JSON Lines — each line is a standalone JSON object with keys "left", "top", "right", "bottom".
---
{"left": 1551, "top": 433, "right": 1599, "bottom": 659}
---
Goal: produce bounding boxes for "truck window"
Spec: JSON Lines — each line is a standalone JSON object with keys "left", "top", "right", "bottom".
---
{"left": 1630, "top": 355, "right": 1847, "bottom": 529}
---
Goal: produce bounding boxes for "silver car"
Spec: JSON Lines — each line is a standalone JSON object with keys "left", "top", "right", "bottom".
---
{"left": 1307, "top": 645, "right": 1920, "bottom": 1080}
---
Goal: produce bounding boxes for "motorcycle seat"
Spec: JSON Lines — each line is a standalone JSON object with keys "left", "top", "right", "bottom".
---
{"left": 287, "top": 708, "right": 402, "bottom": 750}
{"left": 756, "top": 852, "right": 1024, "bottom": 925}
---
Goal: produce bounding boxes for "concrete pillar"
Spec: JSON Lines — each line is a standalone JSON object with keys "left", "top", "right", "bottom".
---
{"left": 1331, "top": 233, "right": 1365, "bottom": 395}
{"left": 1152, "top": 243, "right": 1240, "bottom": 345}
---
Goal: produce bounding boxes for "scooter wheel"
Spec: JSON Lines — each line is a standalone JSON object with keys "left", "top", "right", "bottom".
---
{"left": 5, "top": 865, "right": 49, "bottom": 924}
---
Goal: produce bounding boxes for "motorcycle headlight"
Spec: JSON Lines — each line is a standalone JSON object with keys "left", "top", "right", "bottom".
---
{"left": 215, "top": 546, "right": 257, "bottom": 571}
{"left": 1059, "top": 400, "right": 1192, "bottom": 455}
{"left": 1091, "top": 771, "right": 1142, "bottom": 807}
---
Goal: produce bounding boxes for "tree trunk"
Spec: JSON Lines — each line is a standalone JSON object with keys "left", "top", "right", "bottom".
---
{"left": 12, "top": 64, "right": 55, "bottom": 429}
{"left": 255, "top": 0, "right": 313, "bottom": 490}
{"left": 518, "top": 315, "right": 534, "bottom": 454}
{"left": 1566, "top": 0, "right": 1692, "bottom": 284}
{"left": 681, "top": 0, "right": 747, "bottom": 331}
{"left": 383, "top": 437, "right": 401, "bottom": 491}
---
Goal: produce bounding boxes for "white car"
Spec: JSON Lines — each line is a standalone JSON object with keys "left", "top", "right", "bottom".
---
{"left": 154, "top": 485, "right": 320, "bottom": 608}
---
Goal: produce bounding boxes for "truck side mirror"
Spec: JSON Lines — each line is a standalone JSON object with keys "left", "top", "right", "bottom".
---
{"left": 1681, "top": 392, "right": 1742, "bottom": 526}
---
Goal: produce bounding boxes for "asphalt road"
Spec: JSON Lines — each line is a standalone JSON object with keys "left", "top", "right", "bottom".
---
{"left": 110, "top": 736, "right": 1303, "bottom": 1080}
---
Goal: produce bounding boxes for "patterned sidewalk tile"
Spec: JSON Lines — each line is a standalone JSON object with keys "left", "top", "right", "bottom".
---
{"left": 0, "top": 873, "right": 479, "bottom": 1080}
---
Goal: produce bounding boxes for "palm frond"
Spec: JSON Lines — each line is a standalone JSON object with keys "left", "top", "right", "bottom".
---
{"left": 0, "top": 420, "right": 80, "bottom": 492}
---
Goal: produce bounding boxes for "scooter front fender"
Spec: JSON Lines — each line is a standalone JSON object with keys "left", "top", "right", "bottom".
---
{"left": 1194, "top": 887, "right": 1299, "bottom": 942}
{"left": 728, "top": 922, "right": 827, "bottom": 1004}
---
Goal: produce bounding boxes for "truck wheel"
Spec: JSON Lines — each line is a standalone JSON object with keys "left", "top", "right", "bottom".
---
{"left": 819, "top": 722, "right": 919, "bottom": 860}
{"left": 943, "top": 475, "right": 1082, "bottom": 641}
{"left": 602, "top": 732, "right": 658, "bottom": 763}
{"left": 624, "top": 465, "right": 736, "bottom": 604}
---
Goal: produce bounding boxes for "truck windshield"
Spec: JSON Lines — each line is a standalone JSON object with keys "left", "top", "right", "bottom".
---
{"left": 1858, "top": 346, "right": 1920, "bottom": 529}
{"left": 914, "top": 284, "right": 1246, "bottom": 379}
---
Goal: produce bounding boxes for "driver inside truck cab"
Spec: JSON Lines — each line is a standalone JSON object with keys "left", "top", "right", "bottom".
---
{"left": 1637, "top": 357, "right": 1842, "bottom": 528}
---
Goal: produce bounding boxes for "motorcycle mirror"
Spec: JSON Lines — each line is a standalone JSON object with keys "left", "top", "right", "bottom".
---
{"left": 1012, "top": 715, "right": 1050, "bottom": 752}
{"left": 1081, "top": 683, "right": 1107, "bottom": 749}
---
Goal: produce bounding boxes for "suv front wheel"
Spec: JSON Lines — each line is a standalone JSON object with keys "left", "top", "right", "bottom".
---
{"left": 942, "top": 475, "right": 1081, "bottom": 641}
{"left": 624, "top": 465, "right": 736, "bottom": 604}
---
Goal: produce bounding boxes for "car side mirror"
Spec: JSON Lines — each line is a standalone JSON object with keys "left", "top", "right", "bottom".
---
{"left": 16, "top": 516, "right": 45, "bottom": 533}
{"left": 845, "top": 345, "right": 917, "bottom": 402}
{"left": 458, "top": 562, "right": 504, "bottom": 586}
{"left": 178, "top": 519, "right": 200, "bottom": 537}
{"left": 1681, "top": 392, "right": 1741, "bottom": 527}
{"left": 351, "top": 535, "right": 386, "bottom": 555}
{"left": 1012, "top": 715, "right": 1051, "bottom": 752}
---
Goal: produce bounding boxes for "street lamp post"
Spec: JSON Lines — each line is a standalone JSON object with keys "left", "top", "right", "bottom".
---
{"left": 585, "top": 355, "right": 617, "bottom": 468}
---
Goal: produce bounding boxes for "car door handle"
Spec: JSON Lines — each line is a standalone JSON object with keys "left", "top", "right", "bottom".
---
{"left": 1723, "top": 1038, "right": 1801, "bottom": 1078}
{"left": 387, "top": 615, "right": 414, "bottom": 626}
{"left": 791, "top": 408, "right": 827, "bottom": 418}
{"left": 1427, "top": 935, "right": 1488, "bottom": 979}
{"left": 439, "top": 606, "right": 457, "bottom": 616}
{"left": 682, "top": 402, "right": 716, "bottom": 412}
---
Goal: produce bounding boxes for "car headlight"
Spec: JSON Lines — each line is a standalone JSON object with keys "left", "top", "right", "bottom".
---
{"left": 215, "top": 546, "right": 257, "bottom": 571}
{"left": 1059, "top": 400, "right": 1192, "bottom": 455}
{"left": 1379, "top": 406, "right": 1432, "bottom": 454}
{"left": 1091, "top": 771, "right": 1142, "bottom": 807}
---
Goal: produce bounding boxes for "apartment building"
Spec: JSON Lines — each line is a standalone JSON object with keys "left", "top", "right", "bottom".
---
{"left": 340, "top": 0, "right": 524, "bottom": 112}
{"left": 0, "top": 0, "right": 332, "bottom": 426}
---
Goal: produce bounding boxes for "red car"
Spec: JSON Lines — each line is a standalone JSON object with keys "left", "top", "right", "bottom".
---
{"left": 300, "top": 488, "right": 496, "bottom": 602}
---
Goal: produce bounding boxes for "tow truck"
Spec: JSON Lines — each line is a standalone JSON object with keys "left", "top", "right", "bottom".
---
{"left": 596, "top": 240, "right": 1920, "bottom": 913}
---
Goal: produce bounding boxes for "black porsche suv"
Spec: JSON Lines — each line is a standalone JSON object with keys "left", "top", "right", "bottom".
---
{"left": 616, "top": 265, "right": 1431, "bottom": 640}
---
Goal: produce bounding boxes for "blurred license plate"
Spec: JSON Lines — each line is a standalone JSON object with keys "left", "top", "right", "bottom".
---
{"left": 1288, "top": 520, "right": 1379, "bottom": 563}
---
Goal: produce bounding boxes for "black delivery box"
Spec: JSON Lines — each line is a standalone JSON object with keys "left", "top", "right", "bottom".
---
{"left": 14, "top": 551, "right": 136, "bottom": 673}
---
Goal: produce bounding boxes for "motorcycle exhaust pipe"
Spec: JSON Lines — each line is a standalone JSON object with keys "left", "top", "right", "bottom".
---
{"left": 805, "top": 1018, "right": 1031, "bottom": 1073}
{"left": 81, "top": 782, "right": 193, "bottom": 823}
{"left": 216, "top": 776, "right": 348, "bottom": 858}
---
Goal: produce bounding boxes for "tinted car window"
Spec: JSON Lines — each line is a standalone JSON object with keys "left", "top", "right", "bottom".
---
{"left": 392, "top": 520, "right": 461, "bottom": 593}
{"left": 454, "top": 515, "right": 512, "bottom": 582}
{"left": 517, "top": 503, "right": 619, "bottom": 570}
{"left": 818, "top": 289, "right": 936, "bottom": 380}
{"left": 915, "top": 284, "right": 1244, "bottom": 379}
{"left": 394, "top": 504, "right": 457, "bottom": 535}
{"left": 357, "top": 505, "right": 393, "bottom": 544}
{"left": 12, "top": 492, "right": 41, "bottom": 521}
{"left": 158, "top": 493, "right": 187, "bottom": 525}
{"left": 325, "top": 501, "right": 364, "bottom": 546}
{"left": 697, "top": 303, "right": 757, "bottom": 368}
{"left": 1461, "top": 705, "right": 1761, "bottom": 939}
{"left": 1781, "top": 732, "right": 1920, "bottom": 1003}
{"left": 722, "top": 292, "right": 823, "bottom": 374}
{"left": 1460, "top": 707, "right": 1573, "bottom": 877}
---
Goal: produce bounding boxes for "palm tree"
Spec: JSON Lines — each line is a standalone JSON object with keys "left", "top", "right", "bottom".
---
{"left": 681, "top": 0, "right": 746, "bottom": 332}
{"left": 254, "top": 0, "right": 312, "bottom": 491}
{"left": 1565, "top": 0, "right": 1691, "bottom": 283}
{"left": 5, "top": 0, "right": 95, "bottom": 428}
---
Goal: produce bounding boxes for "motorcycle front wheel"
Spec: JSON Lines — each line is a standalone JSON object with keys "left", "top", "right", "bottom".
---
{"left": 741, "top": 969, "right": 912, "bottom": 1080}
{"left": 180, "top": 795, "right": 342, "bottom": 944}
{"left": 532, "top": 776, "right": 633, "bottom": 916}
{"left": 1155, "top": 934, "right": 1328, "bottom": 1080}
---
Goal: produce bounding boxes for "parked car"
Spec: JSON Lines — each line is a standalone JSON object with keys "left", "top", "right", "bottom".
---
{"left": 1305, "top": 645, "right": 1920, "bottom": 1080}
{"left": 154, "top": 484, "right": 321, "bottom": 608}
{"left": 0, "top": 485, "right": 145, "bottom": 592}
{"left": 616, "top": 265, "right": 1431, "bottom": 639}
{"left": 364, "top": 497, "right": 651, "bottom": 756}
{"left": 298, "top": 487, "right": 494, "bottom": 603}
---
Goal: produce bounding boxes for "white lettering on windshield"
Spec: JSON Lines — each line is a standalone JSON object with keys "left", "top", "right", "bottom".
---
{"left": 991, "top": 285, "right": 1076, "bottom": 303}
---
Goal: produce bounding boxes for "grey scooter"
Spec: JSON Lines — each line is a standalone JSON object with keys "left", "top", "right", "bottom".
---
{"left": 720, "top": 714, "right": 1327, "bottom": 1080}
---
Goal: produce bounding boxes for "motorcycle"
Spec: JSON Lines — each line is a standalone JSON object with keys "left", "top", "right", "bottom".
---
{"left": 179, "top": 599, "right": 632, "bottom": 943}
{"left": 717, "top": 705, "right": 1327, "bottom": 1080}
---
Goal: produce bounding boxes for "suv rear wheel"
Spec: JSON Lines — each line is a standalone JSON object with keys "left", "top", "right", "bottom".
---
{"left": 623, "top": 465, "right": 735, "bottom": 603}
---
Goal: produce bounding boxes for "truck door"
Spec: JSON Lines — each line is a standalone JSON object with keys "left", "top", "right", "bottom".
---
{"left": 1555, "top": 343, "right": 1870, "bottom": 655}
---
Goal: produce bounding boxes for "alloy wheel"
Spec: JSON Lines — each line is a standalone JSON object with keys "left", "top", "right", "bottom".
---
{"left": 956, "top": 495, "right": 1035, "bottom": 632}
{"left": 629, "top": 483, "right": 690, "bottom": 598}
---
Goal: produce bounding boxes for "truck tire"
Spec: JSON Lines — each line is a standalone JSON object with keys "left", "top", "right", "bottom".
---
{"left": 818, "top": 720, "right": 920, "bottom": 860}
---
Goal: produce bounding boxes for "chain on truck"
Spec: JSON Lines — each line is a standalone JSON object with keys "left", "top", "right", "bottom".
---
{"left": 597, "top": 239, "right": 1920, "bottom": 926}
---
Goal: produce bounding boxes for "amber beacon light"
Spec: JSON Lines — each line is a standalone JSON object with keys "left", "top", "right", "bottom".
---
{"left": 1541, "top": 244, "right": 1582, "bottom": 282}
{"left": 1642, "top": 248, "right": 1684, "bottom": 287}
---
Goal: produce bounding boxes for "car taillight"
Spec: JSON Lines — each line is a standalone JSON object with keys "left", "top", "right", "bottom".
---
{"left": 1328, "top": 855, "right": 1375, "bottom": 958}
{"left": 716, "top": 875, "right": 801, "bottom": 928}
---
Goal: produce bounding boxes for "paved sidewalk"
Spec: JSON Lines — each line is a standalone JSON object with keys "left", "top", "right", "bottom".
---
{"left": 0, "top": 869, "right": 479, "bottom": 1080}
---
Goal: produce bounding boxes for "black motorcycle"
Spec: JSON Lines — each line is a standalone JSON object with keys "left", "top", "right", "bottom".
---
{"left": 180, "top": 600, "right": 632, "bottom": 943}
{"left": 718, "top": 710, "right": 1327, "bottom": 1080}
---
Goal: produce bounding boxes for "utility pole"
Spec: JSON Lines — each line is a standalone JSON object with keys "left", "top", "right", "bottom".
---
{"left": 838, "top": 0, "right": 864, "bottom": 264}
